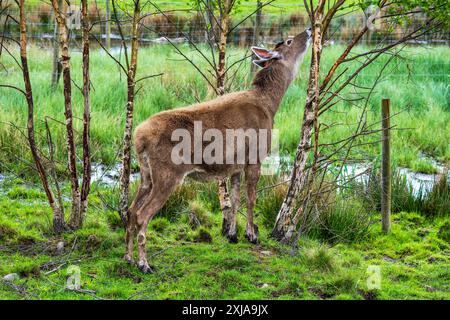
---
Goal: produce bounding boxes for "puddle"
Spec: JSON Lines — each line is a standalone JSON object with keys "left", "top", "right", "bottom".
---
{"left": 0, "top": 157, "right": 447, "bottom": 199}
{"left": 243, "top": 153, "right": 447, "bottom": 199}
{"left": 0, "top": 174, "right": 5, "bottom": 196}
{"left": 397, "top": 167, "right": 446, "bottom": 197}
{"left": 342, "top": 162, "right": 448, "bottom": 198}
{"left": 340, "top": 163, "right": 372, "bottom": 185}
{"left": 90, "top": 163, "right": 139, "bottom": 186}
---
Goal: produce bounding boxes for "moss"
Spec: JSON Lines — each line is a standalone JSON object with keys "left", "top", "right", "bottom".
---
{"left": 193, "top": 227, "right": 213, "bottom": 243}
{"left": 150, "top": 217, "right": 170, "bottom": 232}
{"left": 0, "top": 224, "right": 17, "bottom": 240}
{"left": 186, "top": 200, "right": 213, "bottom": 230}
{"left": 6, "top": 186, "right": 46, "bottom": 200}
{"left": 0, "top": 180, "right": 449, "bottom": 300}
{"left": 411, "top": 159, "right": 438, "bottom": 174}
{"left": 257, "top": 176, "right": 288, "bottom": 228}
{"left": 302, "top": 245, "right": 336, "bottom": 272}
{"left": 401, "top": 212, "right": 425, "bottom": 225}
{"left": 105, "top": 210, "right": 124, "bottom": 230}
{"left": 438, "top": 221, "right": 450, "bottom": 243}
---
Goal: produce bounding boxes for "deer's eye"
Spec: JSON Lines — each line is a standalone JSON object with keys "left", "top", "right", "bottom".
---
{"left": 286, "top": 39, "right": 293, "bottom": 46}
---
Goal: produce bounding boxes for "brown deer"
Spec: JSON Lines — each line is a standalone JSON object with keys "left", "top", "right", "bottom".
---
{"left": 125, "top": 28, "right": 312, "bottom": 273}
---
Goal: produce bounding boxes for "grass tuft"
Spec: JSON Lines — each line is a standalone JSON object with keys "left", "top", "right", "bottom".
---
{"left": 302, "top": 245, "right": 335, "bottom": 272}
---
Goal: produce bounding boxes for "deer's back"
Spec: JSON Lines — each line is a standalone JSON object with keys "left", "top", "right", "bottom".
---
{"left": 134, "top": 89, "right": 272, "bottom": 177}
{"left": 136, "top": 90, "right": 270, "bottom": 144}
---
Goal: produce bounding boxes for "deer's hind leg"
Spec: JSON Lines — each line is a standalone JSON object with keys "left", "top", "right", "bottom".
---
{"left": 135, "top": 170, "right": 183, "bottom": 273}
{"left": 124, "top": 154, "right": 152, "bottom": 264}
{"left": 245, "top": 164, "right": 261, "bottom": 244}
{"left": 222, "top": 172, "right": 240, "bottom": 243}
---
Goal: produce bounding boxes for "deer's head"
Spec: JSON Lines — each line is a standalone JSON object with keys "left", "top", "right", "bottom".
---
{"left": 252, "top": 28, "right": 312, "bottom": 80}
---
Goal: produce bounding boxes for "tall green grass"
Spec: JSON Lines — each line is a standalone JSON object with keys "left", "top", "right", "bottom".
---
{"left": 23, "top": 0, "right": 312, "bottom": 16}
{"left": 349, "top": 166, "right": 449, "bottom": 217}
{"left": 0, "top": 44, "right": 449, "bottom": 174}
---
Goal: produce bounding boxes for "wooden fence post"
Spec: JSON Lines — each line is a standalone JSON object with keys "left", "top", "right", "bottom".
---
{"left": 381, "top": 98, "right": 391, "bottom": 233}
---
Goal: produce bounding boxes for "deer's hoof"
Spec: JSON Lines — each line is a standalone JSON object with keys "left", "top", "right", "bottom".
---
{"left": 137, "top": 260, "right": 154, "bottom": 274}
{"left": 123, "top": 254, "right": 134, "bottom": 265}
{"left": 226, "top": 231, "right": 238, "bottom": 244}
{"left": 245, "top": 224, "right": 259, "bottom": 244}
{"left": 245, "top": 234, "right": 259, "bottom": 245}
{"left": 221, "top": 219, "right": 231, "bottom": 234}
{"left": 222, "top": 220, "right": 238, "bottom": 243}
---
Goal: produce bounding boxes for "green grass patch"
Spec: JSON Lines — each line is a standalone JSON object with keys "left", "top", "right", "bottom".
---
{"left": 0, "top": 178, "right": 449, "bottom": 300}
{"left": 1, "top": 44, "right": 448, "bottom": 178}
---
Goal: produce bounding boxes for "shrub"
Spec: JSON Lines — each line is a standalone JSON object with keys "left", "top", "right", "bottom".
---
{"left": 438, "top": 221, "right": 450, "bottom": 243}
{"left": 257, "top": 176, "right": 288, "bottom": 228}
{"left": 422, "top": 172, "right": 450, "bottom": 217}
{"left": 150, "top": 217, "right": 170, "bottom": 232}
{"left": 361, "top": 167, "right": 449, "bottom": 217}
{"left": 308, "top": 197, "right": 371, "bottom": 244}
{"left": 186, "top": 200, "right": 213, "bottom": 230}
{"left": 159, "top": 182, "right": 196, "bottom": 221}
{"left": 193, "top": 227, "right": 213, "bottom": 243}
{"left": 302, "top": 245, "right": 335, "bottom": 272}
{"left": 361, "top": 169, "right": 422, "bottom": 213}
{"left": 7, "top": 186, "right": 46, "bottom": 200}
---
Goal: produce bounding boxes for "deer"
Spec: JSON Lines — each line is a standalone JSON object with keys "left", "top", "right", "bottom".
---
{"left": 125, "top": 28, "right": 312, "bottom": 273}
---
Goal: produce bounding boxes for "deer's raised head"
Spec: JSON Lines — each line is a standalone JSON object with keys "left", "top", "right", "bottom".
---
{"left": 252, "top": 28, "right": 312, "bottom": 87}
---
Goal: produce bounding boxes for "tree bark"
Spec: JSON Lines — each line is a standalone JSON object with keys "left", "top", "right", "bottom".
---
{"left": 119, "top": 0, "right": 140, "bottom": 223}
{"left": 80, "top": 0, "right": 91, "bottom": 225}
{"left": 251, "top": 0, "right": 262, "bottom": 74}
{"left": 271, "top": 2, "right": 325, "bottom": 243}
{"left": 270, "top": 0, "right": 434, "bottom": 244}
{"left": 19, "top": 0, "right": 64, "bottom": 233}
{"left": 51, "top": 0, "right": 81, "bottom": 229}
{"left": 215, "top": 0, "right": 233, "bottom": 226}
{"left": 51, "top": 0, "right": 62, "bottom": 89}
{"left": 216, "top": 1, "right": 231, "bottom": 95}
{"left": 204, "top": 0, "right": 215, "bottom": 43}
{"left": 105, "top": 0, "right": 111, "bottom": 50}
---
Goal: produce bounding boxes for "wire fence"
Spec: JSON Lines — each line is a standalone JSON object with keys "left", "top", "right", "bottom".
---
{"left": 1, "top": 2, "right": 449, "bottom": 81}
{"left": 1, "top": 2, "right": 449, "bottom": 48}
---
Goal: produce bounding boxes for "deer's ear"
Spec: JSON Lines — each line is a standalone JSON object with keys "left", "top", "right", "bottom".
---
{"left": 251, "top": 46, "right": 282, "bottom": 60}
{"left": 252, "top": 58, "right": 272, "bottom": 69}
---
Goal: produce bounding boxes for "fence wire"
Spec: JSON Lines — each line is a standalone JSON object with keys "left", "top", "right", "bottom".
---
{"left": 1, "top": 2, "right": 449, "bottom": 47}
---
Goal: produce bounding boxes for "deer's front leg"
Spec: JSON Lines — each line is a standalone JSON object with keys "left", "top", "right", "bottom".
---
{"left": 222, "top": 172, "right": 240, "bottom": 243}
{"left": 245, "top": 165, "right": 260, "bottom": 244}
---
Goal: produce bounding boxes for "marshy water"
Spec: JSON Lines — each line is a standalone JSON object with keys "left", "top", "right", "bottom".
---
{"left": 343, "top": 163, "right": 449, "bottom": 198}
{"left": 1, "top": 156, "right": 446, "bottom": 199}
{"left": 83, "top": 154, "right": 449, "bottom": 199}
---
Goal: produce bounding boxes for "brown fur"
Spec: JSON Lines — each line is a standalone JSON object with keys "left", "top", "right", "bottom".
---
{"left": 125, "top": 29, "right": 312, "bottom": 273}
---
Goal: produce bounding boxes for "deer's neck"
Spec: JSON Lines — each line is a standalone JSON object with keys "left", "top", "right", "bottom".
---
{"left": 252, "top": 64, "right": 293, "bottom": 116}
